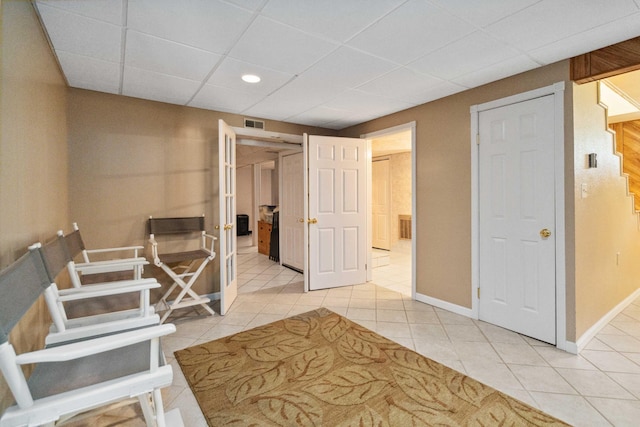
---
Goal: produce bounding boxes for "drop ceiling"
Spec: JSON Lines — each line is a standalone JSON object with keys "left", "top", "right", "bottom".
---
{"left": 34, "top": 0, "right": 640, "bottom": 130}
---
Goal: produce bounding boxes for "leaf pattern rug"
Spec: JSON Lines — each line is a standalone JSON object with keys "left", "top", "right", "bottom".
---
{"left": 175, "top": 308, "right": 569, "bottom": 426}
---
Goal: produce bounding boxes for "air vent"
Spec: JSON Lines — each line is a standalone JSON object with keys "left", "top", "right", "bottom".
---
{"left": 244, "top": 118, "right": 265, "bottom": 130}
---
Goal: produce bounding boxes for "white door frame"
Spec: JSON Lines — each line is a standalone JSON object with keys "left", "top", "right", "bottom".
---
{"left": 470, "top": 82, "right": 569, "bottom": 352}
{"left": 361, "top": 122, "right": 417, "bottom": 300}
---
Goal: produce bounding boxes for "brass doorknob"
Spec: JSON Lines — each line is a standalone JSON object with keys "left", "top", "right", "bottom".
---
{"left": 298, "top": 218, "right": 305, "bottom": 223}
{"left": 224, "top": 224, "right": 233, "bottom": 231}
{"left": 308, "top": 218, "right": 318, "bottom": 224}
{"left": 540, "top": 228, "right": 551, "bottom": 238}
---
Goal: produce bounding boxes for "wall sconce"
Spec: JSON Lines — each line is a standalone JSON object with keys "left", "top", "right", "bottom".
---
{"left": 588, "top": 153, "right": 598, "bottom": 168}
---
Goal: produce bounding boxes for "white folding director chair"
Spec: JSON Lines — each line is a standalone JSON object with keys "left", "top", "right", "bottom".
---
{"left": 63, "top": 223, "right": 148, "bottom": 287}
{"left": 36, "top": 235, "right": 161, "bottom": 346}
{"left": 148, "top": 216, "right": 217, "bottom": 323}
{"left": 0, "top": 247, "right": 182, "bottom": 427}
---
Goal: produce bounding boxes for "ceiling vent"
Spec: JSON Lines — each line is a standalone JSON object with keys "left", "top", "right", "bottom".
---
{"left": 244, "top": 118, "right": 265, "bottom": 130}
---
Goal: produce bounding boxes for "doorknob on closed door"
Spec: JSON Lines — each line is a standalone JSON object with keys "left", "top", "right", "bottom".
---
{"left": 308, "top": 218, "right": 318, "bottom": 224}
{"left": 298, "top": 218, "right": 305, "bottom": 223}
{"left": 540, "top": 228, "right": 551, "bottom": 238}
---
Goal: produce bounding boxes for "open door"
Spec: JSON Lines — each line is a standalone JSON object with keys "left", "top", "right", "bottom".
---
{"left": 280, "top": 152, "right": 305, "bottom": 272}
{"left": 306, "top": 135, "right": 368, "bottom": 290}
{"left": 218, "top": 119, "right": 238, "bottom": 314}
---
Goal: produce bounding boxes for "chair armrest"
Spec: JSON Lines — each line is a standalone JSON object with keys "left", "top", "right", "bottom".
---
{"left": 57, "top": 279, "right": 160, "bottom": 301}
{"left": 16, "top": 324, "right": 176, "bottom": 364}
{"left": 203, "top": 233, "right": 217, "bottom": 254}
{"left": 85, "top": 245, "right": 144, "bottom": 258}
{"left": 148, "top": 234, "right": 160, "bottom": 266}
{"left": 75, "top": 258, "right": 148, "bottom": 272}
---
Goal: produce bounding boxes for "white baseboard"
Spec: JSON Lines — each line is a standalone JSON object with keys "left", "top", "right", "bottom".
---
{"left": 575, "top": 287, "right": 640, "bottom": 353}
{"left": 415, "top": 292, "right": 474, "bottom": 318}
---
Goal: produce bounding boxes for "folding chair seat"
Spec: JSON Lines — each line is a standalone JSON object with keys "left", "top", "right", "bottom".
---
{"left": 0, "top": 247, "right": 183, "bottom": 427}
{"left": 148, "top": 216, "right": 217, "bottom": 322}
{"left": 36, "top": 235, "right": 161, "bottom": 346}
{"left": 63, "top": 223, "right": 148, "bottom": 287}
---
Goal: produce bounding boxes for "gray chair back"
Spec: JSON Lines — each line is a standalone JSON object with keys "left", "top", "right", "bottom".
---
{"left": 148, "top": 216, "right": 205, "bottom": 235}
{"left": 39, "top": 234, "right": 72, "bottom": 281}
{"left": 64, "top": 229, "right": 86, "bottom": 259}
{"left": 0, "top": 248, "right": 50, "bottom": 344}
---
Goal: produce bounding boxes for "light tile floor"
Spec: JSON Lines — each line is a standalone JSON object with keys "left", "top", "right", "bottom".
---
{"left": 69, "top": 242, "right": 640, "bottom": 426}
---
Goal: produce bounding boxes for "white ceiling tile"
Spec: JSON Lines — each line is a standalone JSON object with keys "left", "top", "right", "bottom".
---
{"left": 127, "top": 0, "right": 254, "bottom": 54}
{"left": 223, "top": 0, "right": 265, "bottom": 12}
{"left": 427, "top": 0, "right": 541, "bottom": 28}
{"left": 301, "top": 47, "right": 397, "bottom": 90}
{"left": 56, "top": 51, "right": 120, "bottom": 93}
{"left": 189, "top": 84, "right": 266, "bottom": 113}
{"left": 347, "top": 0, "right": 475, "bottom": 64}
{"left": 417, "top": 81, "right": 468, "bottom": 103}
{"left": 267, "top": 76, "right": 346, "bottom": 108}
{"left": 356, "top": 67, "right": 443, "bottom": 104}
{"left": 528, "top": 12, "right": 640, "bottom": 64}
{"left": 242, "top": 86, "right": 329, "bottom": 121}
{"left": 485, "top": 0, "right": 640, "bottom": 51}
{"left": 36, "top": 3, "right": 122, "bottom": 62}
{"left": 122, "top": 67, "right": 201, "bottom": 105}
{"left": 206, "top": 57, "right": 294, "bottom": 95}
{"left": 36, "top": 0, "right": 123, "bottom": 25}
{"left": 323, "top": 90, "right": 415, "bottom": 117}
{"left": 228, "top": 16, "right": 339, "bottom": 74}
{"left": 409, "top": 32, "right": 521, "bottom": 80}
{"left": 288, "top": 106, "right": 352, "bottom": 127}
{"left": 125, "top": 31, "right": 221, "bottom": 81}
{"left": 451, "top": 55, "right": 540, "bottom": 88}
{"left": 261, "top": 0, "right": 405, "bottom": 42}
{"left": 68, "top": 79, "right": 120, "bottom": 95}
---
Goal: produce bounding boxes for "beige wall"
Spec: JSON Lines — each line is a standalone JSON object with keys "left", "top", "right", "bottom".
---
{"left": 572, "top": 82, "right": 640, "bottom": 339}
{"left": 341, "top": 61, "right": 574, "bottom": 314}
{"left": 67, "top": 89, "right": 333, "bottom": 295}
{"left": 390, "top": 152, "right": 412, "bottom": 248}
{"left": 1, "top": 0, "right": 69, "bottom": 411}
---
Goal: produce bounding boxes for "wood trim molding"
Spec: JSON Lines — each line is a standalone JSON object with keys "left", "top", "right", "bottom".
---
{"left": 571, "top": 37, "right": 640, "bottom": 84}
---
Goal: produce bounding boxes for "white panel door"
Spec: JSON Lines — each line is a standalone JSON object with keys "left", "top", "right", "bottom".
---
{"left": 308, "top": 135, "right": 367, "bottom": 290}
{"left": 479, "top": 95, "right": 556, "bottom": 344}
{"left": 372, "top": 158, "right": 391, "bottom": 250}
{"left": 281, "top": 152, "right": 304, "bottom": 271}
{"left": 218, "top": 119, "right": 238, "bottom": 315}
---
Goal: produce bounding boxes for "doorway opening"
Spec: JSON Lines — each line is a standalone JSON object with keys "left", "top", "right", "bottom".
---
{"left": 363, "top": 123, "right": 416, "bottom": 299}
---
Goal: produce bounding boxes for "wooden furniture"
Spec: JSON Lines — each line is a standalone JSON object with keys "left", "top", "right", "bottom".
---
{"left": 258, "top": 220, "right": 272, "bottom": 255}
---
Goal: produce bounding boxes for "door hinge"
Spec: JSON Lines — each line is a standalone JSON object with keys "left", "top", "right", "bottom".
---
{"left": 477, "top": 287, "right": 480, "bottom": 299}
{"left": 476, "top": 133, "right": 480, "bottom": 145}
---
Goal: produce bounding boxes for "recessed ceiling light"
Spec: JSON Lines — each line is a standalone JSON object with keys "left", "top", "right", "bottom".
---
{"left": 242, "top": 74, "right": 261, "bottom": 83}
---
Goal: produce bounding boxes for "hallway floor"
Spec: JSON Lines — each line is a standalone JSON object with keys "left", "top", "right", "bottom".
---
{"left": 69, "top": 241, "right": 640, "bottom": 426}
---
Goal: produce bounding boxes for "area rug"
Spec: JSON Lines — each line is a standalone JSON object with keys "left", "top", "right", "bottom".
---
{"left": 175, "top": 308, "right": 568, "bottom": 426}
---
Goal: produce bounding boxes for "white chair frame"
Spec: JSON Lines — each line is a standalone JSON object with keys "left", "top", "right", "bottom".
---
{"left": 148, "top": 216, "right": 217, "bottom": 323}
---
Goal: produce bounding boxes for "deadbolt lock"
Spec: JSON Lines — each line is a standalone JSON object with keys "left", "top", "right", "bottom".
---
{"left": 540, "top": 228, "right": 551, "bottom": 238}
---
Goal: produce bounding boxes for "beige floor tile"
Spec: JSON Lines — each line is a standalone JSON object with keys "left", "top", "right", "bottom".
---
{"left": 587, "top": 397, "right": 640, "bottom": 427}
{"left": 406, "top": 309, "right": 440, "bottom": 324}
{"left": 442, "top": 323, "right": 488, "bottom": 342}
{"left": 461, "top": 361, "right": 524, "bottom": 392}
{"left": 376, "top": 321, "right": 412, "bottom": 338}
{"left": 534, "top": 346, "right": 598, "bottom": 370}
{"left": 581, "top": 350, "right": 640, "bottom": 373}
{"left": 509, "top": 365, "right": 576, "bottom": 394}
{"left": 492, "top": 342, "right": 548, "bottom": 366}
{"left": 376, "top": 309, "right": 407, "bottom": 323}
{"left": 557, "top": 368, "right": 635, "bottom": 399}
{"left": 530, "top": 392, "right": 613, "bottom": 427}
{"left": 607, "top": 372, "right": 640, "bottom": 399}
